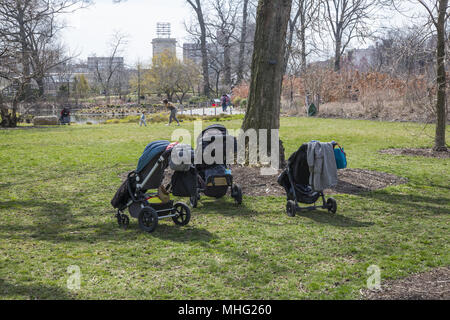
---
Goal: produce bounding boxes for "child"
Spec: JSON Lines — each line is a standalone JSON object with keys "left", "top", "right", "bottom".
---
{"left": 139, "top": 112, "right": 147, "bottom": 127}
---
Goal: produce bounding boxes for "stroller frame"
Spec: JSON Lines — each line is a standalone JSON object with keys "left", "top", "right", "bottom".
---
{"left": 284, "top": 166, "right": 337, "bottom": 217}
{"left": 115, "top": 148, "right": 191, "bottom": 233}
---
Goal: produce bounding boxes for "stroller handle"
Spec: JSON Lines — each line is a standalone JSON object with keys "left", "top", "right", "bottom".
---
{"left": 135, "top": 149, "right": 173, "bottom": 192}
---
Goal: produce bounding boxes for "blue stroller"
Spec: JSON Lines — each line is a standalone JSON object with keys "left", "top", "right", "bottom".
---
{"left": 111, "top": 140, "right": 191, "bottom": 233}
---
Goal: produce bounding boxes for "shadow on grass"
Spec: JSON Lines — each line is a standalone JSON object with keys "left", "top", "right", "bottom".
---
{"left": 295, "top": 210, "right": 374, "bottom": 228}
{"left": 0, "top": 278, "right": 72, "bottom": 299}
{"left": 198, "top": 198, "right": 259, "bottom": 217}
{"left": 0, "top": 200, "right": 216, "bottom": 244}
{"left": 198, "top": 196, "right": 374, "bottom": 228}
{"left": 115, "top": 219, "right": 218, "bottom": 243}
{"left": 0, "top": 199, "right": 74, "bottom": 221}
{"left": 358, "top": 190, "right": 450, "bottom": 216}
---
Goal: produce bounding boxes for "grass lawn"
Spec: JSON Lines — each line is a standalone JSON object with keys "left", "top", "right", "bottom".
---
{"left": 0, "top": 118, "right": 448, "bottom": 299}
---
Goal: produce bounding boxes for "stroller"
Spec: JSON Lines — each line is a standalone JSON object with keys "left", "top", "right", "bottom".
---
{"left": 60, "top": 107, "right": 70, "bottom": 125}
{"left": 111, "top": 140, "right": 191, "bottom": 233}
{"left": 190, "top": 124, "right": 243, "bottom": 208}
{"left": 278, "top": 142, "right": 337, "bottom": 217}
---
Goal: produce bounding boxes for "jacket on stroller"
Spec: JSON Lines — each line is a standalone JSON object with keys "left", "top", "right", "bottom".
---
{"left": 278, "top": 143, "right": 321, "bottom": 204}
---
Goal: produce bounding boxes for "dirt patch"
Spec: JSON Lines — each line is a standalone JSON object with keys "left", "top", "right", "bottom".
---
{"left": 361, "top": 267, "right": 450, "bottom": 300}
{"left": 379, "top": 148, "right": 450, "bottom": 159}
{"left": 231, "top": 166, "right": 407, "bottom": 197}
{"left": 120, "top": 166, "right": 407, "bottom": 197}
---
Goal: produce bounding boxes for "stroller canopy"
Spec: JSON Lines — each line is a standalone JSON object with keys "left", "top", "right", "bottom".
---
{"left": 195, "top": 124, "right": 237, "bottom": 166}
{"left": 136, "top": 140, "right": 170, "bottom": 173}
{"left": 199, "top": 124, "right": 228, "bottom": 138}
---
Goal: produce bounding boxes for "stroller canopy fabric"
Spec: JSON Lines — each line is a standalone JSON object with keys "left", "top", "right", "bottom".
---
{"left": 136, "top": 140, "right": 170, "bottom": 173}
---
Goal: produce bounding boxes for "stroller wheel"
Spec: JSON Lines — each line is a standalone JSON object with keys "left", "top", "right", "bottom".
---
{"left": 190, "top": 192, "right": 198, "bottom": 208}
{"left": 327, "top": 198, "right": 337, "bottom": 214}
{"left": 286, "top": 200, "right": 296, "bottom": 217}
{"left": 116, "top": 211, "right": 122, "bottom": 226}
{"left": 172, "top": 202, "right": 191, "bottom": 226}
{"left": 138, "top": 207, "right": 159, "bottom": 233}
{"left": 231, "top": 184, "right": 243, "bottom": 205}
{"left": 121, "top": 214, "right": 130, "bottom": 229}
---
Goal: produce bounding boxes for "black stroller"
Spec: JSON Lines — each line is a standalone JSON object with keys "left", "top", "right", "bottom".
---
{"left": 278, "top": 143, "right": 337, "bottom": 217}
{"left": 190, "top": 124, "right": 242, "bottom": 208}
{"left": 111, "top": 140, "right": 191, "bottom": 233}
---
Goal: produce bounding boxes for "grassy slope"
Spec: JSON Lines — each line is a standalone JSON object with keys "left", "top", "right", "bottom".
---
{"left": 0, "top": 118, "right": 448, "bottom": 299}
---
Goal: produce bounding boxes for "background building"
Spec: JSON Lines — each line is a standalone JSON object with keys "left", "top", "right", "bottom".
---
{"left": 87, "top": 57, "right": 124, "bottom": 71}
{"left": 152, "top": 22, "right": 177, "bottom": 57}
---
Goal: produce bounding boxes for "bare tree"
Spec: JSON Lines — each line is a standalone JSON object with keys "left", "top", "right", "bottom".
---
{"left": 206, "top": 0, "right": 239, "bottom": 91}
{"left": 321, "top": 0, "right": 379, "bottom": 72}
{"left": 387, "top": 0, "right": 449, "bottom": 150}
{"left": 92, "top": 32, "right": 128, "bottom": 104}
{"left": 236, "top": 0, "right": 250, "bottom": 84}
{"left": 284, "top": 0, "right": 321, "bottom": 76}
{"left": 0, "top": 0, "right": 87, "bottom": 99}
{"left": 417, "top": 0, "right": 449, "bottom": 151}
{"left": 186, "top": 0, "right": 211, "bottom": 97}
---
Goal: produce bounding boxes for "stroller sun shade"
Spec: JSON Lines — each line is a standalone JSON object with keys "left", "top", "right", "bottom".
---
{"left": 136, "top": 140, "right": 171, "bottom": 173}
{"left": 195, "top": 124, "right": 237, "bottom": 166}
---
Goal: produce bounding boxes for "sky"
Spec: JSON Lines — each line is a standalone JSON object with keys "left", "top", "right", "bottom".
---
{"left": 60, "top": 0, "right": 191, "bottom": 66}
{"left": 59, "top": 0, "right": 423, "bottom": 66}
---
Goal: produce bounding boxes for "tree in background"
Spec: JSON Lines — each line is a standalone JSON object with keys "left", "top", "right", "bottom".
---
{"left": 417, "top": 0, "right": 449, "bottom": 151}
{"left": 186, "top": 0, "right": 211, "bottom": 97}
{"left": 175, "top": 59, "right": 202, "bottom": 104}
{"left": 236, "top": 0, "right": 250, "bottom": 84}
{"left": 73, "top": 74, "right": 90, "bottom": 104}
{"left": 321, "top": 0, "right": 379, "bottom": 72}
{"left": 0, "top": 0, "right": 87, "bottom": 100}
{"left": 142, "top": 51, "right": 201, "bottom": 104}
{"left": 146, "top": 51, "right": 179, "bottom": 102}
{"left": 92, "top": 31, "right": 128, "bottom": 104}
{"left": 206, "top": 0, "right": 239, "bottom": 91}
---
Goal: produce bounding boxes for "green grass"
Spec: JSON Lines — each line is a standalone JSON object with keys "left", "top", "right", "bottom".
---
{"left": 0, "top": 117, "right": 448, "bottom": 299}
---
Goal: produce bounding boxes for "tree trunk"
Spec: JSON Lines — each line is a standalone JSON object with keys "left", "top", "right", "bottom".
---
{"left": 189, "top": 0, "right": 211, "bottom": 97}
{"left": 237, "top": 0, "right": 249, "bottom": 84}
{"left": 36, "top": 77, "right": 45, "bottom": 97}
{"left": 242, "top": 0, "right": 293, "bottom": 159}
{"left": 334, "top": 37, "right": 342, "bottom": 72}
{"left": 223, "top": 41, "right": 232, "bottom": 90}
{"left": 434, "top": 0, "right": 448, "bottom": 151}
{"left": 137, "top": 65, "right": 141, "bottom": 105}
{"left": 18, "top": 6, "right": 32, "bottom": 102}
{"left": 299, "top": 17, "right": 307, "bottom": 75}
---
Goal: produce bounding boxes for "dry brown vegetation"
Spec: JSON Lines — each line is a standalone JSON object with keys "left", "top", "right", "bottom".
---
{"left": 231, "top": 69, "right": 449, "bottom": 123}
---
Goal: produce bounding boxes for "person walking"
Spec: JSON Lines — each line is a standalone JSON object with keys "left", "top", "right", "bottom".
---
{"left": 163, "top": 99, "right": 180, "bottom": 126}
{"left": 139, "top": 111, "right": 147, "bottom": 127}
{"left": 221, "top": 93, "right": 229, "bottom": 112}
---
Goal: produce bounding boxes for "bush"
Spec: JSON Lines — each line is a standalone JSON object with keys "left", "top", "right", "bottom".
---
{"left": 232, "top": 96, "right": 243, "bottom": 106}
{"left": 189, "top": 96, "right": 209, "bottom": 104}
